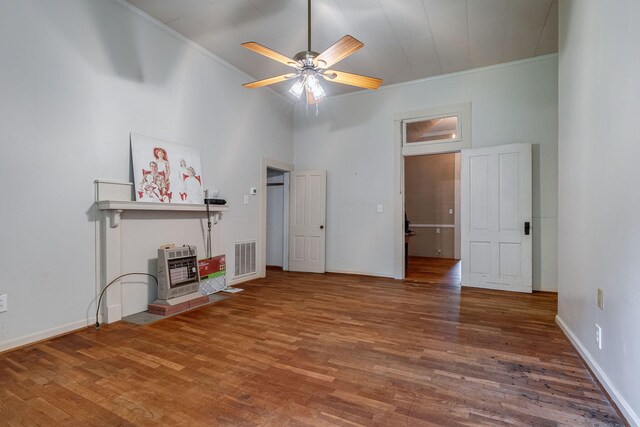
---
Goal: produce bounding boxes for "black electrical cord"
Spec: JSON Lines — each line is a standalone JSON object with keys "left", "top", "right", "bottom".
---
{"left": 205, "top": 202, "right": 212, "bottom": 259}
{"left": 95, "top": 273, "right": 158, "bottom": 329}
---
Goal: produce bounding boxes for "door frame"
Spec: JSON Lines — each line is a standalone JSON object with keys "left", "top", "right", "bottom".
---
{"left": 393, "top": 103, "right": 471, "bottom": 279}
{"left": 260, "top": 157, "right": 294, "bottom": 278}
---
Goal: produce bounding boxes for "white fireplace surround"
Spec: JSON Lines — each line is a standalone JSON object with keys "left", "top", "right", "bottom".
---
{"left": 95, "top": 180, "right": 227, "bottom": 323}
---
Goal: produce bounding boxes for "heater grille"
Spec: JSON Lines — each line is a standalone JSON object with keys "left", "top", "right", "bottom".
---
{"left": 157, "top": 247, "right": 200, "bottom": 300}
{"left": 234, "top": 241, "right": 257, "bottom": 277}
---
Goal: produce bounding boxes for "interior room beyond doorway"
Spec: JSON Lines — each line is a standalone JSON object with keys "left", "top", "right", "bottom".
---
{"left": 404, "top": 152, "right": 461, "bottom": 284}
{"left": 266, "top": 168, "right": 289, "bottom": 271}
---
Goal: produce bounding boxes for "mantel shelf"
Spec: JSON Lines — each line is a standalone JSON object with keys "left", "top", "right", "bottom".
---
{"left": 97, "top": 200, "right": 228, "bottom": 213}
{"left": 96, "top": 201, "right": 227, "bottom": 228}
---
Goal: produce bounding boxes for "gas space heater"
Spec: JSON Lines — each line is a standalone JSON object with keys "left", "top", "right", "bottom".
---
{"left": 157, "top": 246, "right": 201, "bottom": 300}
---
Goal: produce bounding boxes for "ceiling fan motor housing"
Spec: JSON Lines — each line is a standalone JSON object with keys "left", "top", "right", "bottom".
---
{"left": 294, "top": 51, "right": 321, "bottom": 68}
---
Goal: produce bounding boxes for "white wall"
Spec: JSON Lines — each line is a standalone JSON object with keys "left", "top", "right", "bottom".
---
{"left": 294, "top": 56, "right": 558, "bottom": 289}
{"left": 557, "top": 0, "right": 640, "bottom": 424}
{"left": 0, "top": 0, "right": 293, "bottom": 349}
{"left": 266, "top": 174, "right": 285, "bottom": 267}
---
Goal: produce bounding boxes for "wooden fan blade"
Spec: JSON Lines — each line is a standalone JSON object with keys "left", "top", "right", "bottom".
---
{"left": 322, "top": 70, "right": 382, "bottom": 90}
{"left": 241, "top": 42, "right": 299, "bottom": 68}
{"left": 243, "top": 74, "right": 297, "bottom": 89}
{"left": 314, "top": 35, "right": 364, "bottom": 69}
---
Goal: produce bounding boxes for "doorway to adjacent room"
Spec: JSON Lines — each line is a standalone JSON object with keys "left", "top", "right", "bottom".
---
{"left": 266, "top": 167, "right": 289, "bottom": 272}
{"left": 404, "top": 153, "right": 461, "bottom": 285}
{"left": 260, "top": 158, "right": 293, "bottom": 278}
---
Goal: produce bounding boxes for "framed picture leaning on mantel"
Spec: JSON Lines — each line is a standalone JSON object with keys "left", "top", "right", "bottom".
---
{"left": 131, "top": 133, "right": 204, "bottom": 204}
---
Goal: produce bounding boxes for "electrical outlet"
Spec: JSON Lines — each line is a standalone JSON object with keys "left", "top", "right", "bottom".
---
{"left": 595, "top": 324, "right": 602, "bottom": 349}
{"left": 377, "top": 204, "right": 383, "bottom": 213}
{"left": 0, "top": 294, "right": 7, "bottom": 313}
{"left": 243, "top": 195, "right": 249, "bottom": 205}
{"left": 449, "top": 208, "right": 453, "bottom": 214}
{"left": 597, "top": 288, "right": 604, "bottom": 309}
{"left": 436, "top": 228, "right": 441, "bottom": 234}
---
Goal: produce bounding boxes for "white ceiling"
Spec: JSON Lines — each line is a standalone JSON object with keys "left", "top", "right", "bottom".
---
{"left": 126, "top": 0, "right": 558, "bottom": 99}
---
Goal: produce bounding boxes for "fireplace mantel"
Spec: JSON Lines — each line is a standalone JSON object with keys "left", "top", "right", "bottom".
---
{"left": 97, "top": 200, "right": 227, "bottom": 228}
{"left": 95, "top": 179, "right": 227, "bottom": 324}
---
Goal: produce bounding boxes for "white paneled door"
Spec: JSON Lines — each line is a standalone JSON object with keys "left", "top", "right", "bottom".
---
{"left": 461, "top": 143, "right": 532, "bottom": 293}
{"left": 289, "top": 171, "right": 326, "bottom": 273}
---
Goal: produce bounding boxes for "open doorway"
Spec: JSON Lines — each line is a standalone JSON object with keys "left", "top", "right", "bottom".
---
{"left": 260, "top": 158, "right": 293, "bottom": 278}
{"left": 404, "top": 153, "right": 461, "bottom": 284}
{"left": 266, "top": 168, "right": 289, "bottom": 272}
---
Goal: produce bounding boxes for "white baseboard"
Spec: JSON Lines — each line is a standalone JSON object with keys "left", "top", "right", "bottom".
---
{"left": 533, "top": 286, "right": 558, "bottom": 292}
{"left": 556, "top": 315, "right": 639, "bottom": 427}
{"left": 0, "top": 317, "right": 96, "bottom": 354}
{"left": 462, "top": 282, "right": 532, "bottom": 293}
{"left": 326, "top": 269, "right": 394, "bottom": 279}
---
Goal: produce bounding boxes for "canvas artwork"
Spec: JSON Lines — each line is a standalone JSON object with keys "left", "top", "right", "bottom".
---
{"left": 131, "top": 134, "right": 204, "bottom": 204}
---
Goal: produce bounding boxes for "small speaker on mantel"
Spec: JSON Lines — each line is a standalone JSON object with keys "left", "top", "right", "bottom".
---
{"left": 204, "top": 198, "right": 226, "bottom": 205}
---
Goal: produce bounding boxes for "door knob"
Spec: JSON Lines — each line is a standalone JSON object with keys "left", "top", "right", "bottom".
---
{"left": 320, "top": 225, "right": 324, "bottom": 230}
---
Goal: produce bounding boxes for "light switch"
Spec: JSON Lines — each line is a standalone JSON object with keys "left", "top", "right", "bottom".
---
{"left": 377, "top": 204, "right": 383, "bottom": 213}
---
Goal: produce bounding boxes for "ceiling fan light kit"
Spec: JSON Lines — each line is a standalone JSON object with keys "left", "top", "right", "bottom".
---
{"left": 241, "top": 0, "right": 382, "bottom": 105}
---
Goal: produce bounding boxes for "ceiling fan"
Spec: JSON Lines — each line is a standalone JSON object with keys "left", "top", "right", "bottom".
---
{"left": 241, "top": 0, "right": 382, "bottom": 104}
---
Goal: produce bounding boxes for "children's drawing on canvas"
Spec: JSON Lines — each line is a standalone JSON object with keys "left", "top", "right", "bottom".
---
{"left": 131, "top": 134, "right": 204, "bottom": 204}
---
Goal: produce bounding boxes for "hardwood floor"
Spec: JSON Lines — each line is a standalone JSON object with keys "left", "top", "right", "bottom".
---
{"left": 406, "top": 256, "right": 461, "bottom": 285}
{"left": 0, "top": 270, "right": 624, "bottom": 426}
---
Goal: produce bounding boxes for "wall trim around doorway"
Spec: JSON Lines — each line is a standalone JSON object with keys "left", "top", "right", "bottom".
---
{"left": 393, "top": 103, "right": 471, "bottom": 279}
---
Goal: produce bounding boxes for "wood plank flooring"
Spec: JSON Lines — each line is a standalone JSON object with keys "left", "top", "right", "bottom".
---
{"left": 406, "top": 256, "right": 461, "bottom": 285}
{"left": 0, "top": 269, "right": 624, "bottom": 426}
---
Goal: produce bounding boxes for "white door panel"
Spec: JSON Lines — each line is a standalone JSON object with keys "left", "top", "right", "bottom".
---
{"left": 289, "top": 171, "right": 326, "bottom": 273}
{"left": 462, "top": 143, "right": 532, "bottom": 292}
